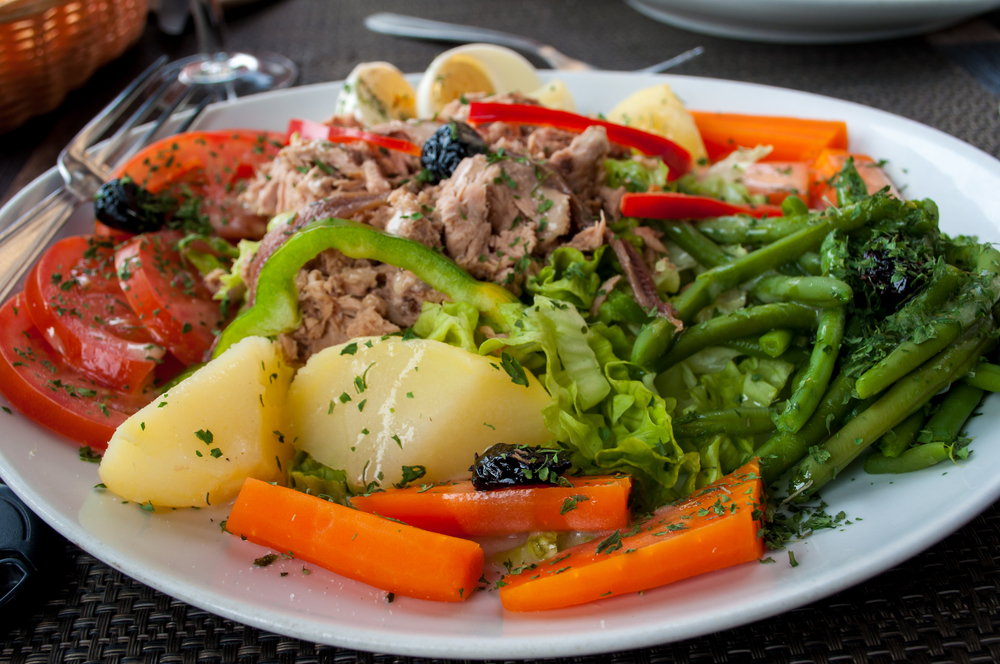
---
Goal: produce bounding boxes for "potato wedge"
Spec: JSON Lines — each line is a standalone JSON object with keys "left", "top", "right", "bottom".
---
{"left": 99, "top": 336, "right": 294, "bottom": 507}
{"left": 288, "top": 336, "right": 552, "bottom": 489}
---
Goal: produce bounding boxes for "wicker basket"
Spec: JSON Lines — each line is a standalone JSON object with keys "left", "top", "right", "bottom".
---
{"left": 0, "top": 0, "right": 147, "bottom": 133}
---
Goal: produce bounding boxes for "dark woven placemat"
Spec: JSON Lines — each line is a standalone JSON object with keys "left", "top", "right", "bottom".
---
{"left": 3, "top": 500, "right": 1000, "bottom": 664}
{"left": 2, "top": 1, "right": 1000, "bottom": 661}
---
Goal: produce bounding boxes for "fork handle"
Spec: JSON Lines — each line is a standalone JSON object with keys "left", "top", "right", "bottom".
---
{"left": 0, "top": 188, "right": 79, "bottom": 305}
{"left": 364, "top": 13, "right": 591, "bottom": 70}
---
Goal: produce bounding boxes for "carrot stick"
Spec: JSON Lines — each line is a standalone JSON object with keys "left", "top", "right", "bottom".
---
{"left": 690, "top": 111, "right": 848, "bottom": 163}
{"left": 350, "top": 476, "right": 631, "bottom": 537}
{"left": 499, "top": 461, "right": 765, "bottom": 612}
{"left": 226, "top": 478, "right": 484, "bottom": 602}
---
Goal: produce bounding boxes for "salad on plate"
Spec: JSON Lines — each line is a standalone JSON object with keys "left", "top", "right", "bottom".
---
{"left": 2, "top": 44, "right": 998, "bottom": 613}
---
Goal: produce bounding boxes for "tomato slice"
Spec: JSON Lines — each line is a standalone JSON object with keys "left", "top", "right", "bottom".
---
{"left": 24, "top": 235, "right": 164, "bottom": 393}
{"left": 109, "top": 130, "right": 284, "bottom": 240}
{"left": 0, "top": 293, "right": 148, "bottom": 449}
{"left": 115, "top": 231, "right": 227, "bottom": 365}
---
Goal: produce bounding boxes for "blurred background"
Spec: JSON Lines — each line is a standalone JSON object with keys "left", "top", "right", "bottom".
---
{"left": 2, "top": 0, "right": 999, "bottom": 213}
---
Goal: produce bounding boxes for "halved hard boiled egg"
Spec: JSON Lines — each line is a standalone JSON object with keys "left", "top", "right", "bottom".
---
{"left": 416, "top": 44, "right": 544, "bottom": 117}
{"left": 335, "top": 61, "right": 417, "bottom": 127}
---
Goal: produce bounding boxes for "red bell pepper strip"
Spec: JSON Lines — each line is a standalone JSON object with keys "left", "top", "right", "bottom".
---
{"left": 466, "top": 102, "right": 691, "bottom": 180}
{"left": 287, "top": 118, "right": 422, "bottom": 156}
{"left": 350, "top": 476, "right": 632, "bottom": 537}
{"left": 621, "top": 192, "right": 783, "bottom": 220}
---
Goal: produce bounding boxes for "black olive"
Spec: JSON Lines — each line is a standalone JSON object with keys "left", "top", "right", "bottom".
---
{"left": 857, "top": 248, "right": 924, "bottom": 312}
{"left": 93, "top": 178, "right": 168, "bottom": 234}
{"left": 470, "top": 443, "right": 571, "bottom": 491}
{"left": 420, "top": 121, "right": 488, "bottom": 183}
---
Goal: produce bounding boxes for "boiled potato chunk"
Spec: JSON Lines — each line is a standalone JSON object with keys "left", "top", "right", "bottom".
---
{"left": 529, "top": 79, "right": 576, "bottom": 112}
{"left": 609, "top": 83, "right": 708, "bottom": 164}
{"left": 99, "top": 337, "right": 294, "bottom": 507}
{"left": 288, "top": 337, "right": 552, "bottom": 488}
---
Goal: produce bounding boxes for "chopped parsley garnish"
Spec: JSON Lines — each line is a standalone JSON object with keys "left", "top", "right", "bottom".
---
{"left": 499, "top": 352, "right": 529, "bottom": 387}
{"left": 253, "top": 554, "right": 279, "bottom": 567}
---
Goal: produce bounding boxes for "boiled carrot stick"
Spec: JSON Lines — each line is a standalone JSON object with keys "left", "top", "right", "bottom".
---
{"left": 226, "top": 478, "right": 483, "bottom": 602}
{"left": 498, "top": 461, "right": 765, "bottom": 612}
{"left": 350, "top": 476, "right": 631, "bottom": 537}
{"left": 690, "top": 111, "right": 848, "bottom": 163}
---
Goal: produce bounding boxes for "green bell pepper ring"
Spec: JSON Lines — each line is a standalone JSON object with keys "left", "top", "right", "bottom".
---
{"left": 213, "top": 217, "right": 521, "bottom": 357}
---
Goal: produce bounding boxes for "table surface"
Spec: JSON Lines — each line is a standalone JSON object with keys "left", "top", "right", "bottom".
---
{"left": 2, "top": 1, "right": 1000, "bottom": 662}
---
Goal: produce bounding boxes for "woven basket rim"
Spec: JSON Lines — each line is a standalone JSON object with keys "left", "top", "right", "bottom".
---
{"left": 0, "top": 0, "right": 77, "bottom": 23}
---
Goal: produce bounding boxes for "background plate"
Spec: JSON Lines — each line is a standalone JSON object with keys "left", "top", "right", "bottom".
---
{"left": 626, "top": 0, "right": 1000, "bottom": 43}
{"left": 1, "top": 71, "right": 1000, "bottom": 659}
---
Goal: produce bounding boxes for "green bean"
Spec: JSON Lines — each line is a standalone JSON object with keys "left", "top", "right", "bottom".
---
{"left": 753, "top": 372, "right": 857, "bottom": 484}
{"left": 855, "top": 294, "right": 982, "bottom": 399}
{"left": 760, "top": 329, "right": 793, "bottom": 357}
{"left": 787, "top": 320, "right": 993, "bottom": 501}
{"left": 674, "top": 406, "right": 778, "bottom": 438}
{"left": 863, "top": 443, "right": 951, "bottom": 475}
{"left": 850, "top": 265, "right": 966, "bottom": 397}
{"left": 798, "top": 252, "right": 822, "bottom": 276}
{"left": 963, "top": 362, "right": 1000, "bottom": 392}
{"left": 631, "top": 317, "right": 675, "bottom": 368}
{"left": 777, "top": 307, "right": 846, "bottom": 433}
{"left": 750, "top": 276, "right": 853, "bottom": 308}
{"left": 672, "top": 195, "right": 899, "bottom": 325}
{"left": 877, "top": 411, "right": 925, "bottom": 458}
{"left": 648, "top": 194, "right": 907, "bottom": 360}
{"left": 659, "top": 223, "right": 731, "bottom": 268}
{"left": 924, "top": 382, "right": 984, "bottom": 444}
{"left": 656, "top": 303, "right": 818, "bottom": 372}
{"left": 696, "top": 214, "right": 810, "bottom": 246}
{"left": 719, "top": 338, "right": 810, "bottom": 365}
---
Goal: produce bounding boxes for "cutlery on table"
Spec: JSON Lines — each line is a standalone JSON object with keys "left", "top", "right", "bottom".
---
{"left": 364, "top": 12, "right": 704, "bottom": 73}
{"left": 0, "top": 57, "right": 217, "bottom": 305}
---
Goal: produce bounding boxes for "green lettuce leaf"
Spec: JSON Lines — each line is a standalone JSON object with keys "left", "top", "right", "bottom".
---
{"left": 526, "top": 246, "right": 606, "bottom": 311}
{"left": 214, "top": 239, "right": 260, "bottom": 303}
{"left": 287, "top": 450, "right": 350, "bottom": 505}
{"left": 604, "top": 158, "right": 667, "bottom": 193}
{"left": 413, "top": 301, "right": 480, "bottom": 353}
{"left": 482, "top": 297, "right": 698, "bottom": 510}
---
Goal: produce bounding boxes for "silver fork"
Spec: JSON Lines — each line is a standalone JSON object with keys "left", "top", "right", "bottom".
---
{"left": 364, "top": 13, "right": 704, "bottom": 73}
{"left": 0, "top": 56, "right": 216, "bottom": 304}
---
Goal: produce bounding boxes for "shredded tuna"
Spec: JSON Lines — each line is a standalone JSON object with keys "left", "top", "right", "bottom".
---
{"left": 564, "top": 214, "right": 607, "bottom": 252}
{"left": 245, "top": 191, "right": 390, "bottom": 305}
{"left": 632, "top": 226, "right": 668, "bottom": 254}
{"left": 241, "top": 134, "right": 419, "bottom": 218}
{"left": 276, "top": 249, "right": 446, "bottom": 363}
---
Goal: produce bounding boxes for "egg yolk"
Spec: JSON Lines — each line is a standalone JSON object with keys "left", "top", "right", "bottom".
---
{"left": 431, "top": 56, "right": 495, "bottom": 109}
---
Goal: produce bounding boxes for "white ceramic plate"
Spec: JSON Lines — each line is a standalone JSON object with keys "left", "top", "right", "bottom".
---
{"left": 2, "top": 71, "right": 1000, "bottom": 659}
{"left": 626, "top": 0, "right": 1000, "bottom": 43}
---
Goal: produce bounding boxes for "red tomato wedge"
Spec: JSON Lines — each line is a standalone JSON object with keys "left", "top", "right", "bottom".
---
{"left": 467, "top": 102, "right": 692, "bottom": 179}
{"left": 23, "top": 235, "right": 164, "bottom": 393}
{"left": 110, "top": 130, "right": 283, "bottom": 240}
{"left": 809, "top": 149, "right": 900, "bottom": 208}
{"left": 350, "top": 476, "right": 632, "bottom": 537}
{"left": 287, "top": 118, "right": 422, "bottom": 156}
{"left": 499, "top": 461, "right": 765, "bottom": 612}
{"left": 621, "top": 192, "right": 783, "bottom": 220}
{"left": 742, "top": 162, "right": 809, "bottom": 205}
{"left": 0, "top": 294, "right": 147, "bottom": 448}
{"left": 690, "top": 111, "right": 848, "bottom": 163}
{"left": 115, "top": 231, "right": 227, "bottom": 366}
